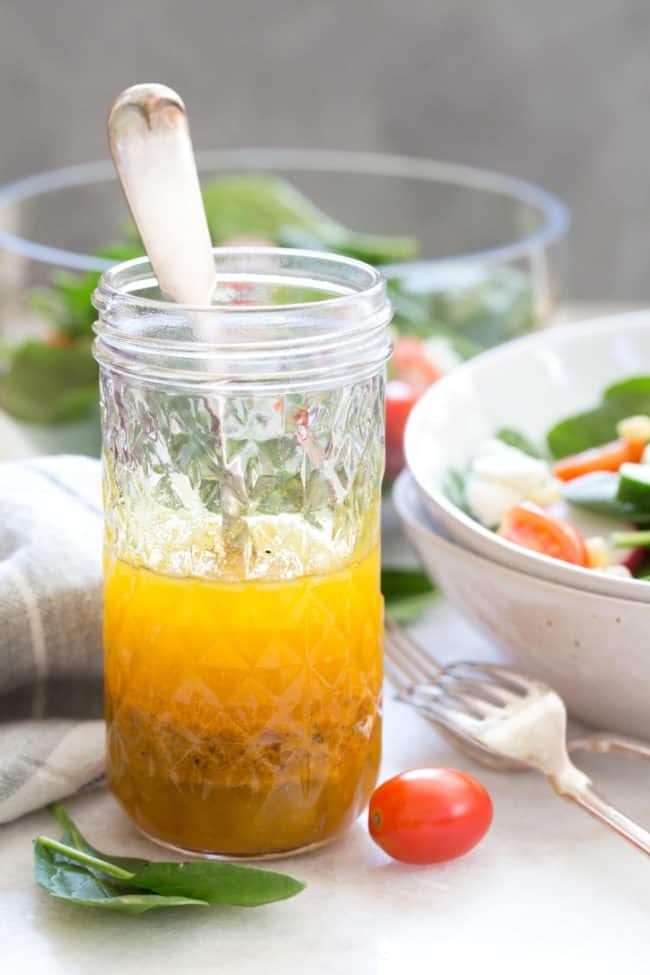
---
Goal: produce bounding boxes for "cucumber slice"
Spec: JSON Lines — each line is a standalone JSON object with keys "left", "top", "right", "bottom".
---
{"left": 617, "top": 463, "right": 650, "bottom": 508}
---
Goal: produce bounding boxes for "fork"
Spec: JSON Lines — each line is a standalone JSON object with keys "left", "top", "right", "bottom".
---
{"left": 385, "top": 618, "right": 650, "bottom": 855}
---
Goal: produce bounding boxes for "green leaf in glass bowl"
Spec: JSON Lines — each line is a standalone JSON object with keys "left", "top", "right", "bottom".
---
{"left": 201, "top": 173, "right": 418, "bottom": 264}
{"left": 29, "top": 243, "right": 144, "bottom": 342}
{"left": 0, "top": 339, "right": 98, "bottom": 425}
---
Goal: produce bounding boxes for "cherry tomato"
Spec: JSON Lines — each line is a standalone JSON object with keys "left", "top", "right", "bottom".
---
{"left": 385, "top": 379, "right": 419, "bottom": 480}
{"left": 368, "top": 768, "right": 493, "bottom": 865}
{"left": 498, "top": 501, "right": 588, "bottom": 566}
{"left": 392, "top": 337, "right": 441, "bottom": 394}
{"left": 552, "top": 438, "right": 645, "bottom": 482}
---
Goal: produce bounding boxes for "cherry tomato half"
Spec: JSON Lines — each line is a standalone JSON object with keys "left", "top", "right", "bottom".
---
{"left": 498, "top": 501, "right": 588, "bottom": 566}
{"left": 552, "top": 438, "right": 645, "bottom": 482}
{"left": 368, "top": 768, "right": 493, "bottom": 865}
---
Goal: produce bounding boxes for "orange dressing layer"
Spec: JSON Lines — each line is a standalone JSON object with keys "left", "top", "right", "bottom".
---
{"left": 104, "top": 544, "right": 383, "bottom": 855}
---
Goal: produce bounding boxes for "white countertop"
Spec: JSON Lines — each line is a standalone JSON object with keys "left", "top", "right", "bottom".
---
{"left": 3, "top": 582, "right": 650, "bottom": 974}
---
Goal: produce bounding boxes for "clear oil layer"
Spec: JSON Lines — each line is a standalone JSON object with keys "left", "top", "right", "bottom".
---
{"left": 104, "top": 529, "right": 383, "bottom": 857}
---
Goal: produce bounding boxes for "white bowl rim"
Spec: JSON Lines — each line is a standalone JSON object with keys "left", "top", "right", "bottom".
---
{"left": 393, "top": 469, "right": 650, "bottom": 609}
{"left": 404, "top": 309, "right": 650, "bottom": 602}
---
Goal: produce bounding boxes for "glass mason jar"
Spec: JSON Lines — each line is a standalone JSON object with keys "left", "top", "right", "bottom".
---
{"left": 93, "top": 248, "right": 392, "bottom": 858}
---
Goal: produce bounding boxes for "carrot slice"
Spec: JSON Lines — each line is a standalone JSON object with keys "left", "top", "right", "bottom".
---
{"left": 552, "top": 439, "right": 645, "bottom": 482}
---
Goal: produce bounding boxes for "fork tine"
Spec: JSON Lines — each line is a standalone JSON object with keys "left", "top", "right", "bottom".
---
{"left": 438, "top": 685, "right": 503, "bottom": 720}
{"left": 383, "top": 653, "right": 413, "bottom": 697}
{"left": 445, "top": 661, "right": 534, "bottom": 694}
{"left": 384, "top": 634, "right": 424, "bottom": 687}
{"left": 440, "top": 675, "right": 520, "bottom": 707}
{"left": 385, "top": 625, "right": 508, "bottom": 718}
{"left": 383, "top": 645, "right": 475, "bottom": 729}
{"left": 385, "top": 618, "right": 442, "bottom": 680}
{"left": 412, "top": 695, "right": 481, "bottom": 732}
{"left": 404, "top": 680, "right": 493, "bottom": 721}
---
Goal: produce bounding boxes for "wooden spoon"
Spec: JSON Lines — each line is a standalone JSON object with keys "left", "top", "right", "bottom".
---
{"left": 107, "top": 83, "right": 215, "bottom": 307}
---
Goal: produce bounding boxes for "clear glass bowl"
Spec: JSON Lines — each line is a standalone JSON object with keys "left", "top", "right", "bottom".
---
{"left": 0, "top": 149, "right": 570, "bottom": 458}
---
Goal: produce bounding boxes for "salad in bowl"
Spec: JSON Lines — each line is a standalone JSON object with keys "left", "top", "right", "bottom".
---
{"left": 452, "top": 394, "right": 650, "bottom": 581}
{"left": 405, "top": 310, "right": 650, "bottom": 601}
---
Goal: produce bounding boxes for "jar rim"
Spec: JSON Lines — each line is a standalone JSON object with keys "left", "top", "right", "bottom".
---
{"left": 93, "top": 246, "right": 386, "bottom": 318}
{"left": 93, "top": 247, "right": 392, "bottom": 391}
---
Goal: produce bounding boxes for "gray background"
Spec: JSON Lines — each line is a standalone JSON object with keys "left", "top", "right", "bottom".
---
{"left": 1, "top": 0, "right": 649, "bottom": 299}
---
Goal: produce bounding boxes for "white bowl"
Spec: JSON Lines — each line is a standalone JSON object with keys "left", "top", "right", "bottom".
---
{"left": 405, "top": 310, "right": 650, "bottom": 603}
{"left": 393, "top": 471, "right": 650, "bottom": 737}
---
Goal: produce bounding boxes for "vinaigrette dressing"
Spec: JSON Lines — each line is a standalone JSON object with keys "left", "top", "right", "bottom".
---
{"left": 104, "top": 522, "right": 383, "bottom": 856}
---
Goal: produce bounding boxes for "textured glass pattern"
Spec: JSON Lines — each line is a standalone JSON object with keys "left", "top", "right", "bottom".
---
{"left": 95, "top": 248, "right": 390, "bottom": 856}
{"left": 100, "top": 370, "right": 385, "bottom": 855}
{"left": 101, "top": 372, "right": 385, "bottom": 581}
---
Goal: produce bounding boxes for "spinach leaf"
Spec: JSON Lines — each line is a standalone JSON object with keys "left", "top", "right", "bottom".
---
{"left": 34, "top": 837, "right": 207, "bottom": 913}
{"left": 562, "top": 472, "right": 650, "bottom": 524}
{"left": 384, "top": 592, "right": 437, "bottom": 623}
{"left": 428, "top": 266, "right": 534, "bottom": 348}
{"left": 382, "top": 567, "right": 436, "bottom": 622}
{"left": 382, "top": 567, "right": 435, "bottom": 600}
{"left": 495, "top": 427, "right": 543, "bottom": 458}
{"left": 49, "top": 803, "right": 148, "bottom": 873}
{"left": 29, "top": 242, "right": 144, "bottom": 341}
{"left": 43, "top": 805, "right": 305, "bottom": 909}
{"left": 604, "top": 376, "right": 650, "bottom": 404}
{"left": 387, "top": 267, "right": 533, "bottom": 357}
{"left": 442, "top": 467, "right": 469, "bottom": 512}
{"left": 131, "top": 861, "right": 305, "bottom": 907}
{"left": 201, "top": 174, "right": 418, "bottom": 264}
{"left": 547, "top": 404, "right": 624, "bottom": 459}
{"left": 0, "top": 339, "right": 98, "bottom": 424}
{"left": 547, "top": 374, "right": 650, "bottom": 459}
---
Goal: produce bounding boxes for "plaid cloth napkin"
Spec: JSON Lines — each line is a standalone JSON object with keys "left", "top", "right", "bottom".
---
{"left": 0, "top": 455, "right": 104, "bottom": 823}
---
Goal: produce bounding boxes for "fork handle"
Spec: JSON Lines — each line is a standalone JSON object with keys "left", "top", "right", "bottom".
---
{"left": 555, "top": 781, "right": 650, "bottom": 856}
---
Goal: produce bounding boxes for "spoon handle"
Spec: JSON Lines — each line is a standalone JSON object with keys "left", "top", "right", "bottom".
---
{"left": 107, "top": 83, "right": 215, "bottom": 306}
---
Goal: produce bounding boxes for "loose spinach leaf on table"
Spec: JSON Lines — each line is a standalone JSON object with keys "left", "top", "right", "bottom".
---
{"left": 547, "top": 375, "right": 650, "bottom": 459}
{"left": 130, "top": 861, "right": 304, "bottom": 908}
{"left": 34, "top": 837, "right": 207, "bottom": 913}
{"left": 49, "top": 803, "right": 148, "bottom": 872}
{"left": 37, "top": 804, "right": 305, "bottom": 911}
